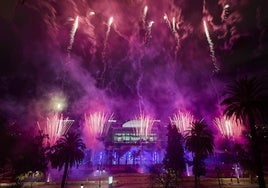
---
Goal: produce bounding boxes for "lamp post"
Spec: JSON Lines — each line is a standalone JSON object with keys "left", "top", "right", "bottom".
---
{"left": 98, "top": 163, "right": 102, "bottom": 188}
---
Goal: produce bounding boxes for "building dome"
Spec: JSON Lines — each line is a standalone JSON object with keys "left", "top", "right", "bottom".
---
{"left": 122, "top": 120, "right": 141, "bottom": 128}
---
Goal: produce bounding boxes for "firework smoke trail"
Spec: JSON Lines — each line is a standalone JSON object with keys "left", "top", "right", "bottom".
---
{"left": 170, "top": 111, "right": 195, "bottom": 135}
{"left": 99, "top": 16, "right": 113, "bottom": 86}
{"left": 102, "top": 16, "right": 114, "bottom": 61}
{"left": 214, "top": 115, "right": 243, "bottom": 140}
{"left": 203, "top": 20, "right": 219, "bottom": 72}
{"left": 67, "top": 16, "right": 79, "bottom": 53}
{"left": 173, "top": 17, "right": 181, "bottom": 59}
{"left": 37, "top": 113, "right": 73, "bottom": 146}
{"left": 136, "top": 74, "right": 145, "bottom": 113}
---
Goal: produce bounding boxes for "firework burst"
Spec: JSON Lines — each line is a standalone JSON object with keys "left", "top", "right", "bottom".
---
{"left": 37, "top": 113, "right": 73, "bottom": 146}
{"left": 134, "top": 113, "right": 154, "bottom": 139}
{"left": 214, "top": 115, "right": 243, "bottom": 140}
{"left": 170, "top": 111, "right": 195, "bottom": 134}
{"left": 84, "top": 112, "right": 113, "bottom": 140}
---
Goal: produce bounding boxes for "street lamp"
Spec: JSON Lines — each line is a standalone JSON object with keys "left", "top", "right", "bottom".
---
{"left": 98, "top": 164, "right": 102, "bottom": 188}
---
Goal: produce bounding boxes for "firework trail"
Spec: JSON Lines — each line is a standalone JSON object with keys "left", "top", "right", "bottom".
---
{"left": 37, "top": 113, "right": 73, "bottom": 146}
{"left": 163, "top": 14, "right": 181, "bottom": 58}
{"left": 144, "top": 20, "right": 154, "bottom": 44}
{"left": 203, "top": 20, "right": 219, "bottom": 72}
{"left": 67, "top": 16, "right": 79, "bottom": 53}
{"left": 170, "top": 111, "right": 195, "bottom": 135}
{"left": 172, "top": 17, "right": 181, "bottom": 59}
{"left": 141, "top": 5, "right": 154, "bottom": 45}
{"left": 163, "top": 13, "right": 172, "bottom": 32}
{"left": 134, "top": 113, "right": 154, "bottom": 139}
{"left": 113, "top": 24, "right": 130, "bottom": 42}
{"left": 142, "top": 6, "right": 148, "bottom": 29}
{"left": 99, "top": 16, "right": 113, "bottom": 86}
{"left": 223, "top": 4, "right": 231, "bottom": 20}
{"left": 214, "top": 115, "right": 243, "bottom": 140}
{"left": 172, "top": 17, "right": 176, "bottom": 33}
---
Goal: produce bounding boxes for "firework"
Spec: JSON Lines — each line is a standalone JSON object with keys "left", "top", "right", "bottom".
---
{"left": 172, "top": 17, "right": 180, "bottom": 58}
{"left": 203, "top": 20, "right": 219, "bottom": 72}
{"left": 163, "top": 13, "right": 172, "bottom": 32}
{"left": 84, "top": 112, "right": 113, "bottom": 139}
{"left": 172, "top": 17, "right": 176, "bottom": 33}
{"left": 48, "top": 92, "right": 67, "bottom": 112}
{"left": 89, "top": 11, "right": 95, "bottom": 16}
{"left": 67, "top": 16, "right": 79, "bottom": 52}
{"left": 134, "top": 113, "right": 154, "bottom": 139}
{"left": 163, "top": 15, "right": 180, "bottom": 58}
{"left": 170, "top": 111, "right": 195, "bottom": 134}
{"left": 223, "top": 4, "right": 230, "bottom": 19}
{"left": 144, "top": 20, "right": 154, "bottom": 45}
{"left": 143, "top": 6, "right": 148, "bottom": 28}
{"left": 214, "top": 115, "right": 243, "bottom": 140}
{"left": 37, "top": 113, "right": 73, "bottom": 146}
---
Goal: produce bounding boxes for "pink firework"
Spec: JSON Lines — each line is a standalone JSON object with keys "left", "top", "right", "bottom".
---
{"left": 170, "top": 111, "right": 195, "bottom": 134}
{"left": 134, "top": 113, "right": 154, "bottom": 139}
{"left": 214, "top": 115, "right": 243, "bottom": 140}
{"left": 37, "top": 113, "right": 73, "bottom": 146}
{"left": 84, "top": 112, "right": 113, "bottom": 140}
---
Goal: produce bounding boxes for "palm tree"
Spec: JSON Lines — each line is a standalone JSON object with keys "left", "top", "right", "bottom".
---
{"left": 221, "top": 76, "right": 267, "bottom": 188}
{"left": 185, "top": 120, "right": 214, "bottom": 188}
{"left": 49, "top": 132, "right": 86, "bottom": 188}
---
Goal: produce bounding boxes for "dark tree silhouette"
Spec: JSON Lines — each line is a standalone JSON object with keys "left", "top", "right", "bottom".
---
{"left": 221, "top": 76, "right": 267, "bottom": 188}
{"left": 185, "top": 120, "right": 214, "bottom": 188}
{"left": 151, "top": 124, "right": 185, "bottom": 188}
{"left": 0, "top": 113, "right": 16, "bottom": 169}
{"left": 49, "top": 132, "right": 86, "bottom": 188}
{"left": 163, "top": 123, "right": 186, "bottom": 177}
{"left": 10, "top": 128, "right": 49, "bottom": 186}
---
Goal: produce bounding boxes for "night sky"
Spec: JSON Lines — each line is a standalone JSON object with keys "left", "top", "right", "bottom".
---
{"left": 0, "top": 0, "right": 268, "bottom": 129}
